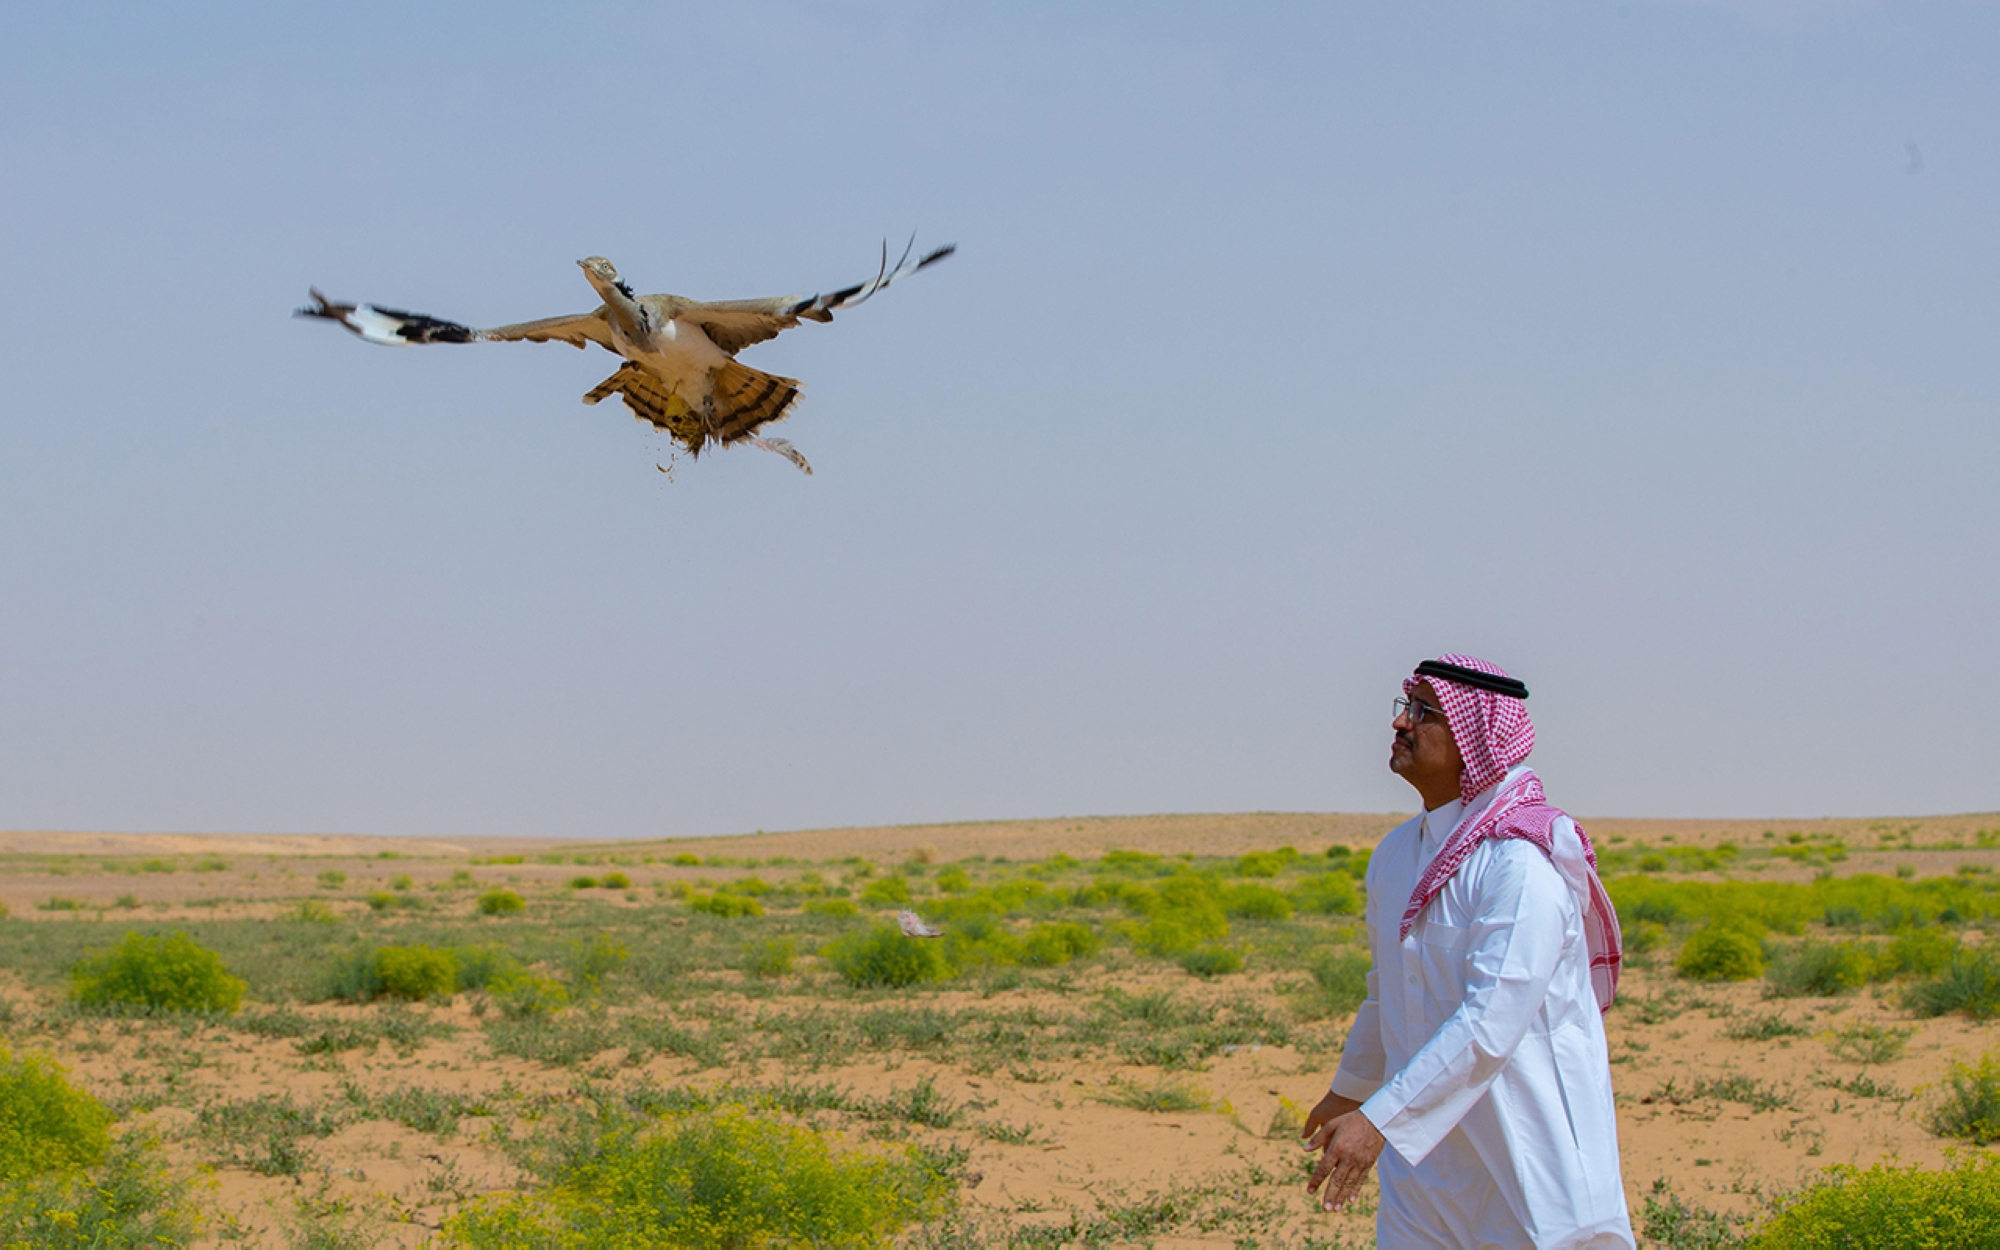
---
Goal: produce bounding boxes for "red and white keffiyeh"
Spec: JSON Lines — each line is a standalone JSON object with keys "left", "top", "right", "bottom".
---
{"left": 1399, "top": 655, "right": 1622, "bottom": 1011}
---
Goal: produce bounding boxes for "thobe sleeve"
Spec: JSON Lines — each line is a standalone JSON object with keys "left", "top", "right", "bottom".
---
{"left": 1329, "top": 867, "right": 1387, "bottom": 1100}
{"left": 1358, "top": 842, "right": 1566, "bottom": 1165}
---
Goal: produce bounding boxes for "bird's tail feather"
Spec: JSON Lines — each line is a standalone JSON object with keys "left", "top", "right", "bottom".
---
{"left": 708, "top": 360, "right": 802, "bottom": 443}
{"left": 583, "top": 364, "right": 708, "bottom": 454}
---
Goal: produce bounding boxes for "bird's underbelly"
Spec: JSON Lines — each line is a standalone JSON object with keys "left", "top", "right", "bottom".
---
{"left": 612, "top": 320, "right": 728, "bottom": 396}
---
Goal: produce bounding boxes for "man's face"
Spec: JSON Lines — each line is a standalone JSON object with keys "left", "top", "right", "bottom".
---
{"left": 1389, "top": 680, "right": 1464, "bottom": 791}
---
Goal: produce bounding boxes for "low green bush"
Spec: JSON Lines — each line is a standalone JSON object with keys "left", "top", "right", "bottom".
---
{"left": 1233, "top": 851, "right": 1286, "bottom": 878}
{"left": 0, "top": 1049, "right": 111, "bottom": 1182}
{"left": 69, "top": 931, "right": 247, "bottom": 1014}
{"left": 444, "top": 1105, "right": 948, "bottom": 1247}
{"left": 744, "top": 938, "right": 796, "bottom": 979}
{"left": 1764, "top": 939, "right": 1870, "bottom": 998}
{"left": 1905, "top": 948, "right": 2000, "bottom": 1020}
{"left": 600, "top": 872, "right": 632, "bottom": 890}
{"left": 1021, "top": 922, "right": 1099, "bottom": 967}
{"left": 823, "top": 924, "right": 952, "bottom": 988}
{"left": 477, "top": 889, "right": 526, "bottom": 916}
{"left": 859, "top": 876, "right": 914, "bottom": 907}
{"left": 804, "top": 898, "right": 859, "bottom": 918}
{"left": 688, "top": 892, "right": 764, "bottom": 918}
{"left": 1928, "top": 1051, "right": 2000, "bottom": 1144}
{"left": 671, "top": 852, "right": 702, "bottom": 866}
{"left": 450, "top": 944, "right": 520, "bottom": 991}
{"left": 567, "top": 935, "right": 630, "bottom": 992}
{"left": 490, "top": 970, "right": 569, "bottom": 1019}
{"left": 1624, "top": 920, "right": 1667, "bottom": 954}
{"left": 1881, "top": 928, "right": 1957, "bottom": 979}
{"left": 1308, "top": 950, "right": 1372, "bottom": 1017}
{"left": 1222, "top": 884, "right": 1293, "bottom": 921}
{"left": 1749, "top": 1152, "right": 2000, "bottom": 1248}
{"left": 1178, "top": 945, "right": 1243, "bottom": 977}
{"left": 568, "top": 875, "right": 599, "bottom": 889}
{"left": 316, "top": 870, "right": 346, "bottom": 889}
{"left": 0, "top": 1134, "right": 200, "bottom": 1248}
{"left": 1289, "top": 873, "right": 1361, "bottom": 916}
{"left": 1676, "top": 926, "right": 1764, "bottom": 982}
{"left": 934, "top": 867, "right": 972, "bottom": 893}
{"left": 375, "top": 945, "right": 459, "bottom": 1001}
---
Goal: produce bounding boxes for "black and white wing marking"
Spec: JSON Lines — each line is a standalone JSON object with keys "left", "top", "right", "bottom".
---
{"left": 670, "top": 237, "right": 956, "bottom": 355}
{"left": 296, "top": 289, "right": 612, "bottom": 350}
{"left": 896, "top": 910, "right": 945, "bottom": 939}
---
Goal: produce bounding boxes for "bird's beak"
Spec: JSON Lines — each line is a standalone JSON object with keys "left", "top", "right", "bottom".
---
{"left": 576, "top": 260, "right": 588, "bottom": 269}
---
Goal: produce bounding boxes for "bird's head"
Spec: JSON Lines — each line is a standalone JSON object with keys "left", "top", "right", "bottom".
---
{"left": 577, "top": 256, "right": 634, "bottom": 300}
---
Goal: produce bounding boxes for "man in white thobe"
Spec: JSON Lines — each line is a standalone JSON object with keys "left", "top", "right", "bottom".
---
{"left": 1304, "top": 654, "right": 1634, "bottom": 1249}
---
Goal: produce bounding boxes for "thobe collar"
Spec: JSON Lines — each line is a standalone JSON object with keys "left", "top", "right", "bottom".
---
{"left": 1417, "top": 795, "right": 1465, "bottom": 876}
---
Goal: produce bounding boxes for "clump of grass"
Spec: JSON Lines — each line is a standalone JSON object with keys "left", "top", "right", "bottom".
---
{"left": 1649, "top": 1074, "right": 1794, "bottom": 1113}
{"left": 0, "top": 1048, "right": 111, "bottom": 1182}
{"left": 1880, "top": 928, "right": 1957, "bottom": 978}
{"left": 0, "top": 1135, "right": 201, "bottom": 1248}
{"left": 1177, "top": 945, "right": 1243, "bottom": 977}
{"left": 935, "top": 867, "right": 972, "bottom": 893}
{"left": 743, "top": 938, "right": 796, "bottom": 979}
{"left": 316, "top": 870, "right": 346, "bottom": 889}
{"left": 1021, "top": 922, "right": 1099, "bottom": 967}
{"left": 1764, "top": 940, "right": 1870, "bottom": 998}
{"left": 445, "top": 1105, "right": 950, "bottom": 1247}
{"left": 687, "top": 892, "right": 764, "bottom": 918}
{"left": 1827, "top": 1021, "right": 1914, "bottom": 1065}
{"left": 600, "top": 872, "right": 632, "bottom": 890}
{"left": 1303, "top": 949, "right": 1372, "bottom": 1018}
{"left": 823, "top": 924, "right": 953, "bottom": 988}
{"left": 285, "top": 899, "right": 340, "bottom": 923}
{"left": 1723, "top": 1011, "right": 1808, "bottom": 1041}
{"left": 1638, "top": 1178, "right": 1750, "bottom": 1249}
{"left": 1220, "top": 884, "right": 1292, "bottom": 921}
{"left": 805, "top": 898, "right": 859, "bottom": 918}
{"left": 859, "top": 876, "right": 914, "bottom": 907}
{"left": 568, "top": 875, "right": 599, "bottom": 889}
{"left": 376, "top": 945, "right": 459, "bottom": 1001}
{"left": 1928, "top": 1051, "right": 2000, "bottom": 1144}
{"left": 1905, "top": 949, "right": 2000, "bottom": 1021}
{"left": 477, "top": 889, "right": 525, "bottom": 916}
{"left": 1092, "top": 1077, "right": 1212, "bottom": 1114}
{"left": 1288, "top": 873, "right": 1361, "bottom": 916}
{"left": 70, "top": 931, "right": 246, "bottom": 1015}
{"left": 1676, "top": 926, "right": 1764, "bottom": 982}
{"left": 566, "top": 935, "right": 630, "bottom": 994}
{"left": 1749, "top": 1152, "right": 2000, "bottom": 1248}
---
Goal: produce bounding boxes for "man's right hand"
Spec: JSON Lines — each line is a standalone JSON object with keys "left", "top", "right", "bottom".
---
{"left": 1301, "top": 1089, "right": 1361, "bottom": 1144}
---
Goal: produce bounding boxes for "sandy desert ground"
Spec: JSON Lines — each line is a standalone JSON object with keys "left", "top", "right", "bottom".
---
{"left": 3, "top": 809, "right": 1998, "bottom": 1246}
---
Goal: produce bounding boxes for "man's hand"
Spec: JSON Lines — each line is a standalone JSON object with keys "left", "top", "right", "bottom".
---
{"left": 1300, "top": 1089, "right": 1361, "bottom": 1144}
{"left": 1304, "top": 1101, "right": 1386, "bottom": 1213}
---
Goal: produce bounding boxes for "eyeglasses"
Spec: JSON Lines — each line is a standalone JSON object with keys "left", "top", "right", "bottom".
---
{"left": 1392, "top": 697, "right": 1447, "bottom": 727}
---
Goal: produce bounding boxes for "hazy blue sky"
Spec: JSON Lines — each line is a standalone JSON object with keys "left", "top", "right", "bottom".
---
{"left": 2, "top": 1, "right": 1995, "bottom": 837}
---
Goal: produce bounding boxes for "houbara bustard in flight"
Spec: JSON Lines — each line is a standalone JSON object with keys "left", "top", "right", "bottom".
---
{"left": 298, "top": 239, "right": 954, "bottom": 475}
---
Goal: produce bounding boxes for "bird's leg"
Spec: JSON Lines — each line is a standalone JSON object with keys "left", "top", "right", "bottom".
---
{"left": 748, "top": 437, "right": 813, "bottom": 476}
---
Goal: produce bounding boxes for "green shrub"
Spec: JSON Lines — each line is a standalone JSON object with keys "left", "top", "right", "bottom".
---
{"left": 374, "top": 945, "right": 459, "bottom": 1001}
{"left": 1308, "top": 950, "right": 1372, "bottom": 1017}
{"left": 1905, "top": 949, "right": 2000, "bottom": 1020}
{"left": 1178, "top": 945, "right": 1243, "bottom": 977}
{"left": 1749, "top": 1152, "right": 2000, "bottom": 1248}
{"left": 70, "top": 931, "right": 247, "bottom": 1014}
{"left": 1881, "top": 928, "right": 1957, "bottom": 979}
{"left": 1234, "top": 852, "right": 1285, "bottom": 878}
{"left": 491, "top": 970, "right": 569, "bottom": 1019}
{"left": 724, "top": 877, "right": 772, "bottom": 897}
{"left": 316, "top": 869, "right": 346, "bottom": 889}
{"left": 1222, "top": 884, "right": 1294, "bottom": 921}
{"left": 1289, "top": 873, "right": 1361, "bottom": 916}
{"left": 939, "top": 915, "right": 1022, "bottom": 971}
{"left": 859, "top": 876, "right": 913, "bottom": 907}
{"left": 744, "top": 938, "right": 796, "bottom": 979}
{"left": 1021, "top": 923, "right": 1099, "bottom": 967}
{"left": 286, "top": 899, "right": 339, "bottom": 924}
{"left": 671, "top": 852, "right": 702, "bottom": 866}
{"left": 1624, "top": 920, "right": 1667, "bottom": 954}
{"left": 823, "top": 924, "right": 953, "bottom": 988}
{"left": 1676, "top": 926, "right": 1765, "bottom": 982}
{"left": 688, "top": 892, "right": 764, "bottom": 918}
{"left": 1827, "top": 1022, "right": 1914, "bottom": 1065}
{"left": 1928, "top": 1052, "right": 2000, "bottom": 1144}
{"left": 805, "top": 898, "right": 860, "bottom": 918}
{"left": 569, "top": 875, "right": 599, "bottom": 889}
{"left": 0, "top": 1049, "right": 111, "bottom": 1182}
{"left": 601, "top": 872, "right": 632, "bottom": 890}
{"left": 1764, "top": 940, "right": 1870, "bottom": 998}
{"left": 0, "top": 1134, "right": 201, "bottom": 1248}
{"left": 391, "top": 874, "right": 414, "bottom": 890}
{"left": 935, "top": 867, "right": 972, "bottom": 893}
{"left": 477, "top": 888, "right": 526, "bottom": 916}
{"left": 568, "top": 935, "right": 630, "bottom": 992}
{"left": 444, "top": 1105, "right": 948, "bottom": 1247}
{"left": 450, "top": 944, "right": 520, "bottom": 991}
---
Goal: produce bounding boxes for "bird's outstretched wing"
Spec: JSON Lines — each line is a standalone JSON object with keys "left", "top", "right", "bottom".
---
{"left": 665, "top": 239, "right": 956, "bottom": 355}
{"left": 296, "top": 289, "right": 612, "bottom": 350}
{"left": 897, "top": 910, "right": 946, "bottom": 939}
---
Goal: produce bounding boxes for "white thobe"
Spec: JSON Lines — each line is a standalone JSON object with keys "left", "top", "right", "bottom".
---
{"left": 1331, "top": 768, "right": 1634, "bottom": 1249}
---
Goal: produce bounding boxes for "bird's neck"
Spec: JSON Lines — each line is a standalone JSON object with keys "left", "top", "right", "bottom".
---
{"left": 592, "top": 280, "right": 647, "bottom": 338}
